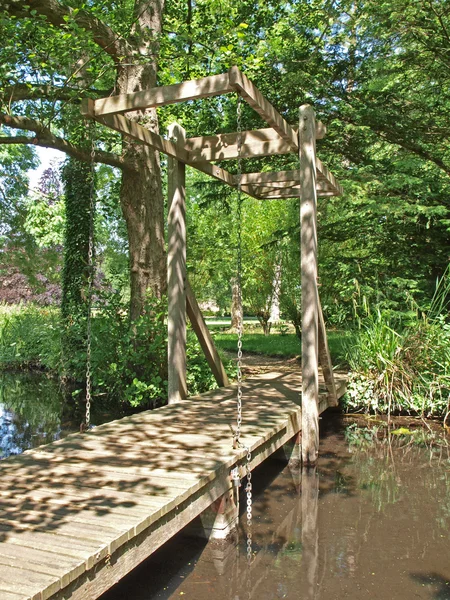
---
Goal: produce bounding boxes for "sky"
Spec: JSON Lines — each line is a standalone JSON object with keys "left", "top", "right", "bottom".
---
{"left": 28, "top": 147, "right": 65, "bottom": 190}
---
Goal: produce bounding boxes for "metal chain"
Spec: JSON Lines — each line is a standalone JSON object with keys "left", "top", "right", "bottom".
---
{"left": 84, "top": 120, "right": 96, "bottom": 430}
{"left": 234, "top": 94, "right": 244, "bottom": 449}
{"left": 232, "top": 94, "right": 253, "bottom": 572}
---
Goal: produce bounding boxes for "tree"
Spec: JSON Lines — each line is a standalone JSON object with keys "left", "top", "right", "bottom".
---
{"left": 0, "top": 0, "right": 165, "bottom": 320}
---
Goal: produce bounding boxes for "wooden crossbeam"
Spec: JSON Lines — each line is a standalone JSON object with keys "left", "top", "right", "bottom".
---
{"left": 248, "top": 182, "right": 338, "bottom": 199}
{"left": 92, "top": 73, "right": 234, "bottom": 116}
{"left": 188, "top": 136, "right": 293, "bottom": 162}
{"left": 82, "top": 94, "right": 342, "bottom": 201}
{"left": 185, "top": 125, "right": 325, "bottom": 162}
{"left": 90, "top": 68, "right": 328, "bottom": 151}
{"left": 229, "top": 67, "right": 298, "bottom": 149}
{"left": 83, "top": 110, "right": 261, "bottom": 199}
{"left": 237, "top": 169, "right": 325, "bottom": 185}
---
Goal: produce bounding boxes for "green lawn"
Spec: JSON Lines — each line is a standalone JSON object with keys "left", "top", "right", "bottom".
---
{"left": 213, "top": 330, "right": 352, "bottom": 365}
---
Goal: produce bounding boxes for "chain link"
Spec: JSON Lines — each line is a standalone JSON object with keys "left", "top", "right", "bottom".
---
{"left": 234, "top": 94, "right": 244, "bottom": 449}
{"left": 84, "top": 120, "right": 96, "bottom": 430}
{"left": 232, "top": 94, "right": 253, "bottom": 574}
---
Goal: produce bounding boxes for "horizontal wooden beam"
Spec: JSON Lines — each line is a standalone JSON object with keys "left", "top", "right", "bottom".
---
{"left": 185, "top": 125, "right": 325, "bottom": 159}
{"left": 249, "top": 180, "right": 336, "bottom": 196}
{"left": 237, "top": 169, "right": 323, "bottom": 185}
{"left": 238, "top": 164, "right": 343, "bottom": 196}
{"left": 254, "top": 188, "right": 338, "bottom": 200}
{"left": 83, "top": 98, "right": 342, "bottom": 200}
{"left": 229, "top": 67, "right": 298, "bottom": 150}
{"left": 90, "top": 113, "right": 258, "bottom": 196}
{"left": 187, "top": 135, "right": 293, "bottom": 162}
{"left": 93, "top": 73, "right": 234, "bottom": 116}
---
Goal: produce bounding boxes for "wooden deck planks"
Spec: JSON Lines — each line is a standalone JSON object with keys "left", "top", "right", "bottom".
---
{"left": 0, "top": 370, "right": 346, "bottom": 600}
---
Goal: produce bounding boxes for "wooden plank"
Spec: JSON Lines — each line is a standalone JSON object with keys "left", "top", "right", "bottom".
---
{"left": 0, "top": 369, "right": 349, "bottom": 600}
{"left": 185, "top": 125, "right": 325, "bottom": 162}
{"left": 0, "top": 562, "right": 61, "bottom": 599}
{"left": 0, "top": 528, "right": 108, "bottom": 565}
{"left": 167, "top": 122, "right": 188, "bottom": 404}
{"left": 186, "top": 130, "right": 294, "bottom": 162}
{"left": 186, "top": 278, "right": 230, "bottom": 388}
{"left": 94, "top": 113, "right": 246, "bottom": 194}
{"left": 237, "top": 169, "right": 327, "bottom": 185}
{"left": 245, "top": 180, "right": 337, "bottom": 198}
{"left": 0, "top": 591, "right": 26, "bottom": 600}
{"left": 299, "top": 104, "right": 319, "bottom": 466}
{"left": 229, "top": 66, "right": 298, "bottom": 149}
{"left": 317, "top": 295, "right": 338, "bottom": 406}
{"left": 93, "top": 73, "right": 234, "bottom": 116}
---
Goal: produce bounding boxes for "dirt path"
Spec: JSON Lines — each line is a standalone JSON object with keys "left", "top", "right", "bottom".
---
{"left": 224, "top": 351, "right": 301, "bottom": 376}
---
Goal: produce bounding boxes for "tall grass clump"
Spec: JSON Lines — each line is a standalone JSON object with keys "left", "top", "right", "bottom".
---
{"left": 344, "top": 266, "right": 450, "bottom": 420}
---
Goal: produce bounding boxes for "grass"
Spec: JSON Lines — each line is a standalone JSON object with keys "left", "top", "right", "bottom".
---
{"left": 213, "top": 329, "right": 352, "bottom": 364}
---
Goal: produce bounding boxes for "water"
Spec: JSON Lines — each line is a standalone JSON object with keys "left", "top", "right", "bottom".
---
{"left": 101, "top": 414, "right": 450, "bottom": 600}
{"left": 0, "top": 371, "right": 122, "bottom": 459}
{"left": 1, "top": 374, "right": 449, "bottom": 599}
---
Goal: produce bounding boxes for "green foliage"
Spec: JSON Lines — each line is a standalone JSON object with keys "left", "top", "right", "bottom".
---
{"left": 24, "top": 167, "right": 65, "bottom": 248}
{"left": 0, "top": 304, "right": 61, "bottom": 369}
{"left": 61, "top": 158, "right": 93, "bottom": 319}
{"left": 0, "top": 298, "right": 234, "bottom": 409}
{"left": 344, "top": 270, "right": 450, "bottom": 417}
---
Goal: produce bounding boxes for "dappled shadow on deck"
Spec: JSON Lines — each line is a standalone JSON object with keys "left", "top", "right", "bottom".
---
{"left": 0, "top": 371, "right": 310, "bottom": 543}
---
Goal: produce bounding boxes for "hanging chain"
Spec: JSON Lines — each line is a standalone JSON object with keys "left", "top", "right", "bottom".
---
{"left": 84, "top": 121, "right": 96, "bottom": 430}
{"left": 234, "top": 94, "right": 244, "bottom": 449}
{"left": 232, "top": 94, "right": 253, "bottom": 571}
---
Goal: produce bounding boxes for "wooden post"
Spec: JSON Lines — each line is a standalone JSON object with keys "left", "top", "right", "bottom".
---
{"left": 167, "top": 123, "right": 188, "bottom": 404}
{"left": 299, "top": 105, "right": 319, "bottom": 465}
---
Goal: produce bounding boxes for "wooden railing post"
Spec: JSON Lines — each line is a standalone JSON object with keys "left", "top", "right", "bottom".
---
{"left": 167, "top": 122, "right": 188, "bottom": 404}
{"left": 299, "top": 104, "right": 319, "bottom": 465}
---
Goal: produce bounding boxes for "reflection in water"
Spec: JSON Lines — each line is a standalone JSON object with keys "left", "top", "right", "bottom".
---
{"left": 0, "top": 373, "right": 66, "bottom": 458}
{"left": 0, "top": 372, "right": 123, "bottom": 459}
{"left": 102, "top": 414, "right": 450, "bottom": 600}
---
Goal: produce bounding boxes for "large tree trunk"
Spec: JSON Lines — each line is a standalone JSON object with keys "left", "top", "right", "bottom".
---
{"left": 117, "top": 2, "right": 166, "bottom": 321}
{"left": 120, "top": 145, "right": 165, "bottom": 321}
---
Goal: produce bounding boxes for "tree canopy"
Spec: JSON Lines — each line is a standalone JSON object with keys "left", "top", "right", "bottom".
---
{"left": 0, "top": 0, "right": 448, "bottom": 323}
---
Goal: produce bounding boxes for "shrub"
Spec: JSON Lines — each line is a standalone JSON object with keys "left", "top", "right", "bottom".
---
{"left": 344, "top": 269, "right": 450, "bottom": 418}
{"left": 0, "top": 295, "right": 234, "bottom": 409}
{"left": 0, "top": 304, "right": 61, "bottom": 369}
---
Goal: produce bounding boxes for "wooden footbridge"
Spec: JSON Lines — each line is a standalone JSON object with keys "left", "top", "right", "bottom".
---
{"left": 0, "top": 370, "right": 346, "bottom": 600}
{"left": 0, "top": 68, "right": 346, "bottom": 599}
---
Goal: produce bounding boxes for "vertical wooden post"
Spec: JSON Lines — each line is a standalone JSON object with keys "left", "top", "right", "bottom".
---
{"left": 167, "top": 122, "right": 188, "bottom": 404}
{"left": 299, "top": 104, "right": 319, "bottom": 465}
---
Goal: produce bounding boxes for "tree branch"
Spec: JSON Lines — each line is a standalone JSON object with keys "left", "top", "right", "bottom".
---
{"left": 3, "top": 0, "right": 131, "bottom": 60}
{"left": 0, "top": 113, "right": 133, "bottom": 171}
{"left": 1, "top": 83, "right": 113, "bottom": 104}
